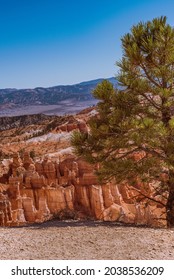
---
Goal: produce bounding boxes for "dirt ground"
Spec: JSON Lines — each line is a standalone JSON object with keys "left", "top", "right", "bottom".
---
{"left": 0, "top": 220, "right": 174, "bottom": 260}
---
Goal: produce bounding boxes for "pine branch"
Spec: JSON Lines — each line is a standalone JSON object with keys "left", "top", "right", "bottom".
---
{"left": 127, "top": 185, "right": 166, "bottom": 207}
{"left": 138, "top": 145, "right": 166, "bottom": 160}
{"left": 140, "top": 63, "right": 162, "bottom": 88}
{"left": 141, "top": 92, "right": 161, "bottom": 110}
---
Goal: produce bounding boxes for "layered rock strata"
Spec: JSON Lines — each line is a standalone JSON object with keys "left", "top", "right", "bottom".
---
{"left": 0, "top": 152, "right": 167, "bottom": 227}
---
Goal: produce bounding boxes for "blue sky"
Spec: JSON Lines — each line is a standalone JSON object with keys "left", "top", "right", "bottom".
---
{"left": 1, "top": 0, "right": 174, "bottom": 89}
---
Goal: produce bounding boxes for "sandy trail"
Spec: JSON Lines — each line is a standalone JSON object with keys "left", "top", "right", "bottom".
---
{"left": 0, "top": 220, "right": 174, "bottom": 260}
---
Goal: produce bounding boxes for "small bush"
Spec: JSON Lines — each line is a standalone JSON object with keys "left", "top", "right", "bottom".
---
{"left": 53, "top": 209, "right": 77, "bottom": 220}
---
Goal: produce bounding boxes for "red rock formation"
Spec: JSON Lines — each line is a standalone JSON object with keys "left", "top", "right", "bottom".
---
{"left": 0, "top": 153, "right": 167, "bottom": 227}
{"left": 58, "top": 120, "right": 88, "bottom": 133}
{"left": 23, "top": 152, "right": 34, "bottom": 170}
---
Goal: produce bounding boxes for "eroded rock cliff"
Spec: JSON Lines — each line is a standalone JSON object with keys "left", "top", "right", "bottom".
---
{"left": 0, "top": 152, "right": 167, "bottom": 227}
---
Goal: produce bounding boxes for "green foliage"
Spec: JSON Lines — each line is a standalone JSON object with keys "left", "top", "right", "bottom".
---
{"left": 30, "top": 150, "right": 36, "bottom": 159}
{"left": 53, "top": 209, "right": 77, "bottom": 220}
{"left": 44, "top": 119, "right": 60, "bottom": 133}
{"left": 71, "top": 16, "right": 174, "bottom": 188}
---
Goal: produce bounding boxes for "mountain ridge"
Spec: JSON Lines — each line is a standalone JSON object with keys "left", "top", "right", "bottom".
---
{"left": 0, "top": 77, "right": 117, "bottom": 91}
{"left": 0, "top": 77, "right": 117, "bottom": 116}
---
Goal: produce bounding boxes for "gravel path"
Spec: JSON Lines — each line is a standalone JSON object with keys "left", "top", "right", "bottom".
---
{"left": 0, "top": 220, "right": 174, "bottom": 260}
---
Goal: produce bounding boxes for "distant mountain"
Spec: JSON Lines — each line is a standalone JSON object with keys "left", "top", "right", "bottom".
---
{"left": 78, "top": 77, "right": 118, "bottom": 86}
{"left": 0, "top": 77, "right": 118, "bottom": 106}
{"left": 0, "top": 77, "right": 118, "bottom": 117}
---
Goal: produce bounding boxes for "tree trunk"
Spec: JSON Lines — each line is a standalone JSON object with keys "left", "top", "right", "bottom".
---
{"left": 166, "top": 173, "right": 174, "bottom": 227}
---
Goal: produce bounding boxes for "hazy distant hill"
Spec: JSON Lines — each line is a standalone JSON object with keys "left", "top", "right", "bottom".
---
{"left": 0, "top": 77, "right": 118, "bottom": 116}
{"left": 0, "top": 77, "right": 118, "bottom": 106}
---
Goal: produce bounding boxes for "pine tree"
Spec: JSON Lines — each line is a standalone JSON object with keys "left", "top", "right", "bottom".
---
{"left": 71, "top": 16, "right": 174, "bottom": 227}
